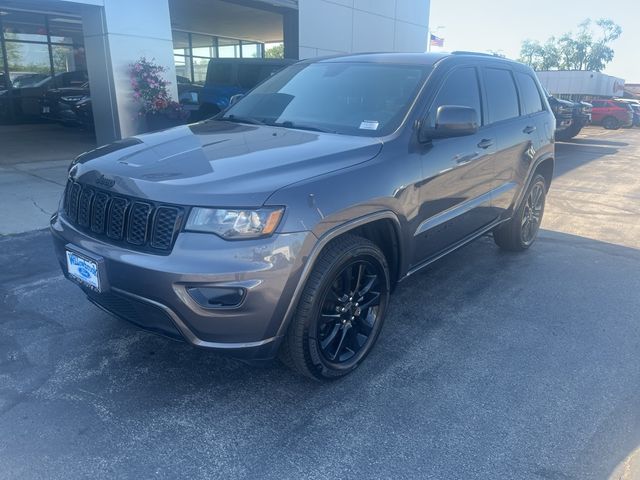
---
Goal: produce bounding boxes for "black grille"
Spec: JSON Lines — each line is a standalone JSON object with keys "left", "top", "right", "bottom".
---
{"left": 107, "top": 197, "right": 129, "bottom": 240}
{"left": 63, "top": 180, "right": 183, "bottom": 253}
{"left": 68, "top": 182, "right": 82, "bottom": 221}
{"left": 91, "top": 192, "right": 109, "bottom": 234}
{"left": 151, "top": 207, "right": 179, "bottom": 250}
{"left": 77, "top": 188, "right": 94, "bottom": 227}
{"left": 127, "top": 202, "right": 152, "bottom": 245}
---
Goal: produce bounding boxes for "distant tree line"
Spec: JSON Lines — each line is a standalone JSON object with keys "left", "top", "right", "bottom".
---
{"left": 519, "top": 18, "right": 622, "bottom": 72}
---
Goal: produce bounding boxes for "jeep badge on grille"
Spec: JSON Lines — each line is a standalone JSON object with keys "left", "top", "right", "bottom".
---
{"left": 95, "top": 174, "right": 116, "bottom": 188}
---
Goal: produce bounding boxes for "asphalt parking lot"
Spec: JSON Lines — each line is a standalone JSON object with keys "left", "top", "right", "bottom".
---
{"left": 1, "top": 126, "right": 640, "bottom": 479}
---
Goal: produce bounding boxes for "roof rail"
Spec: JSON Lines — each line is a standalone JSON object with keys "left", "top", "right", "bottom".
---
{"left": 451, "top": 51, "right": 503, "bottom": 58}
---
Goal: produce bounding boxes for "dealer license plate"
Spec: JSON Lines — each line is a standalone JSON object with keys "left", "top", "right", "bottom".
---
{"left": 66, "top": 250, "right": 100, "bottom": 291}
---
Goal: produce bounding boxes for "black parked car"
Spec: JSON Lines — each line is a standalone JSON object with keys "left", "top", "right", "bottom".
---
{"left": 51, "top": 52, "right": 555, "bottom": 380}
{"left": 558, "top": 100, "right": 592, "bottom": 140}
{"left": 41, "top": 82, "right": 90, "bottom": 126}
{"left": 547, "top": 96, "right": 574, "bottom": 137}
{"left": 0, "top": 70, "right": 88, "bottom": 121}
{"left": 40, "top": 75, "right": 202, "bottom": 129}
{"left": 547, "top": 95, "right": 592, "bottom": 141}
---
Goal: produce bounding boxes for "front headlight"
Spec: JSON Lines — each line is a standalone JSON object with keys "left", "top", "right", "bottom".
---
{"left": 61, "top": 95, "right": 88, "bottom": 102}
{"left": 185, "top": 207, "right": 284, "bottom": 239}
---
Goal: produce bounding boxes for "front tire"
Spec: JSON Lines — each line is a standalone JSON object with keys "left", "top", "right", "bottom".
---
{"left": 279, "top": 235, "right": 390, "bottom": 380}
{"left": 493, "top": 174, "right": 547, "bottom": 252}
{"left": 555, "top": 123, "right": 582, "bottom": 141}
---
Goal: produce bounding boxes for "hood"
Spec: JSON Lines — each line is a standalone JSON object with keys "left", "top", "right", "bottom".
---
{"left": 71, "top": 121, "right": 383, "bottom": 207}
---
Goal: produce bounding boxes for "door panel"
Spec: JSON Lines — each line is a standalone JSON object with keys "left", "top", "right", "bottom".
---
{"left": 410, "top": 66, "right": 498, "bottom": 267}
{"left": 412, "top": 132, "right": 497, "bottom": 266}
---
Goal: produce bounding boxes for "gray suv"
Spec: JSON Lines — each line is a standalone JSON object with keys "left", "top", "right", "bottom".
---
{"left": 50, "top": 52, "right": 555, "bottom": 380}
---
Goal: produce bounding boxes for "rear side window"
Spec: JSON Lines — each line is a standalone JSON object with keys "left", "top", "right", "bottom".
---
{"left": 484, "top": 68, "right": 520, "bottom": 123}
{"left": 516, "top": 72, "right": 543, "bottom": 114}
{"left": 431, "top": 67, "right": 481, "bottom": 126}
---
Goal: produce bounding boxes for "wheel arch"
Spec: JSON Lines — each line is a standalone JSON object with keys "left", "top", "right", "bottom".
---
{"left": 276, "top": 211, "right": 403, "bottom": 338}
{"left": 534, "top": 156, "right": 554, "bottom": 189}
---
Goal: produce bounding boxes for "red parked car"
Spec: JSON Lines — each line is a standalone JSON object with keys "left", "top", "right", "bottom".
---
{"left": 590, "top": 99, "right": 634, "bottom": 129}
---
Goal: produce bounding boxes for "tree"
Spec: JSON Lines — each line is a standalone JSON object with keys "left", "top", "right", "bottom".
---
{"left": 519, "top": 18, "right": 621, "bottom": 71}
{"left": 265, "top": 43, "right": 284, "bottom": 59}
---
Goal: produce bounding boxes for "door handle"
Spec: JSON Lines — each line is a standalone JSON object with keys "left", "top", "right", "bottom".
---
{"left": 477, "top": 138, "right": 494, "bottom": 149}
{"left": 523, "top": 125, "right": 537, "bottom": 134}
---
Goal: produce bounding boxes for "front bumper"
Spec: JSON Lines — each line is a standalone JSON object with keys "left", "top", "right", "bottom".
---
{"left": 50, "top": 213, "right": 315, "bottom": 360}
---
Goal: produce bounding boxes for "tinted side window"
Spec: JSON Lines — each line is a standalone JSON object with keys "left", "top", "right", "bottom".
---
{"left": 516, "top": 72, "right": 543, "bottom": 114}
{"left": 431, "top": 67, "right": 481, "bottom": 126}
{"left": 484, "top": 68, "right": 520, "bottom": 123}
{"left": 207, "top": 63, "right": 234, "bottom": 85}
{"left": 238, "top": 65, "right": 261, "bottom": 89}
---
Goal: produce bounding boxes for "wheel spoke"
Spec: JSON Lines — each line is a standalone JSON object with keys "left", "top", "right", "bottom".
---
{"left": 341, "top": 265, "right": 353, "bottom": 296}
{"left": 359, "top": 291, "right": 381, "bottom": 310}
{"left": 320, "top": 313, "right": 341, "bottom": 325}
{"left": 330, "top": 324, "right": 351, "bottom": 361}
{"left": 320, "top": 323, "right": 341, "bottom": 350}
{"left": 357, "top": 275, "right": 377, "bottom": 298}
{"left": 353, "top": 264, "right": 364, "bottom": 297}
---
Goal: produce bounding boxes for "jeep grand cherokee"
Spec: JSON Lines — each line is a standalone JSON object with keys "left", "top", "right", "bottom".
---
{"left": 51, "top": 52, "right": 555, "bottom": 380}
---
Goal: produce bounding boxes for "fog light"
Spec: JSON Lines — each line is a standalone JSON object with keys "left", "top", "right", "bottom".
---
{"left": 186, "top": 286, "right": 246, "bottom": 308}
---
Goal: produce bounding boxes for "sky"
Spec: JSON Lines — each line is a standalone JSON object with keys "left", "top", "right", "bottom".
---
{"left": 429, "top": 0, "right": 640, "bottom": 82}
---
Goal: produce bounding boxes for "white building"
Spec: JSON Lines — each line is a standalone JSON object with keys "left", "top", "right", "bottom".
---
{"left": 0, "top": 0, "right": 430, "bottom": 145}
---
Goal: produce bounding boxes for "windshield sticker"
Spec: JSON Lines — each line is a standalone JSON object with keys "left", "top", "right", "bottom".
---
{"left": 359, "top": 120, "right": 379, "bottom": 130}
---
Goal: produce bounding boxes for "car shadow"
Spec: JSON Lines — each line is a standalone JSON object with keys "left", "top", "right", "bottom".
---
{"left": 562, "top": 137, "right": 629, "bottom": 147}
{"left": 553, "top": 141, "right": 621, "bottom": 178}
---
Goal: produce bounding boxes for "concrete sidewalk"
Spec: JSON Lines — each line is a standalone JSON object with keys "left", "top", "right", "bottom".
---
{"left": 0, "top": 160, "right": 69, "bottom": 235}
{"left": 0, "top": 123, "right": 95, "bottom": 235}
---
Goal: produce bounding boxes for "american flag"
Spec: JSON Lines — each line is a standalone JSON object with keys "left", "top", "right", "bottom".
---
{"left": 430, "top": 34, "right": 444, "bottom": 48}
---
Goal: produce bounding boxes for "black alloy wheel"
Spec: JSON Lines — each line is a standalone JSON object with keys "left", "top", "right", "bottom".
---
{"left": 280, "top": 235, "right": 390, "bottom": 380}
{"left": 316, "top": 259, "right": 383, "bottom": 365}
{"left": 493, "top": 174, "right": 547, "bottom": 252}
{"left": 521, "top": 180, "right": 545, "bottom": 246}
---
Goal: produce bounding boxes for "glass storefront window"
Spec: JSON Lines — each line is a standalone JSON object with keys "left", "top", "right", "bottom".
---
{"left": 49, "top": 17, "right": 84, "bottom": 45}
{"left": 241, "top": 43, "right": 260, "bottom": 59}
{"left": 172, "top": 31, "right": 190, "bottom": 56}
{"left": 192, "top": 34, "right": 216, "bottom": 58}
{"left": 171, "top": 31, "right": 273, "bottom": 83}
{"left": 218, "top": 37, "right": 240, "bottom": 58}
{"left": 52, "top": 44, "right": 87, "bottom": 75}
{"left": 193, "top": 57, "right": 209, "bottom": 84}
{"left": 174, "top": 54, "right": 192, "bottom": 81}
{"left": 5, "top": 42, "right": 51, "bottom": 76}
{"left": 0, "top": 9, "right": 87, "bottom": 123}
{"left": 1, "top": 11, "right": 47, "bottom": 43}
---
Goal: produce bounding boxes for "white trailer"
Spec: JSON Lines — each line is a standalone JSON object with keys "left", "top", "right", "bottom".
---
{"left": 536, "top": 70, "right": 625, "bottom": 98}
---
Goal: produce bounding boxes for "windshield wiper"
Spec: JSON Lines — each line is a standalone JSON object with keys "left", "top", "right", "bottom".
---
{"left": 272, "top": 120, "right": 337, "bottom": 134}
{"left": 221, "top": 114, "right": 265, "bottom": 125}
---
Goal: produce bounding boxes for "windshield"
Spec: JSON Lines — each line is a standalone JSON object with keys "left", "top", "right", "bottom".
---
{"left": 221, "top": 62, "right": 431, "bottom": 136}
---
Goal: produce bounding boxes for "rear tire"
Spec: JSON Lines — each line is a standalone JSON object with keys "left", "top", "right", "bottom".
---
{"left": 603, "top": 116, "right": 620, "bottom": 130}
{"left": 279, "top": 235, "right": 390, "bottom": 380}
{"left": 493, "top": 174, "right": 547, "bottom": 252}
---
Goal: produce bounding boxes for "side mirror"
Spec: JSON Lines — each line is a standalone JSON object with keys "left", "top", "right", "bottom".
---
{"left": 229, "top": 94, "right": 244, "bottom": 107}
{"left": 419, "top": 105, "right": 479, "bottom": 142}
